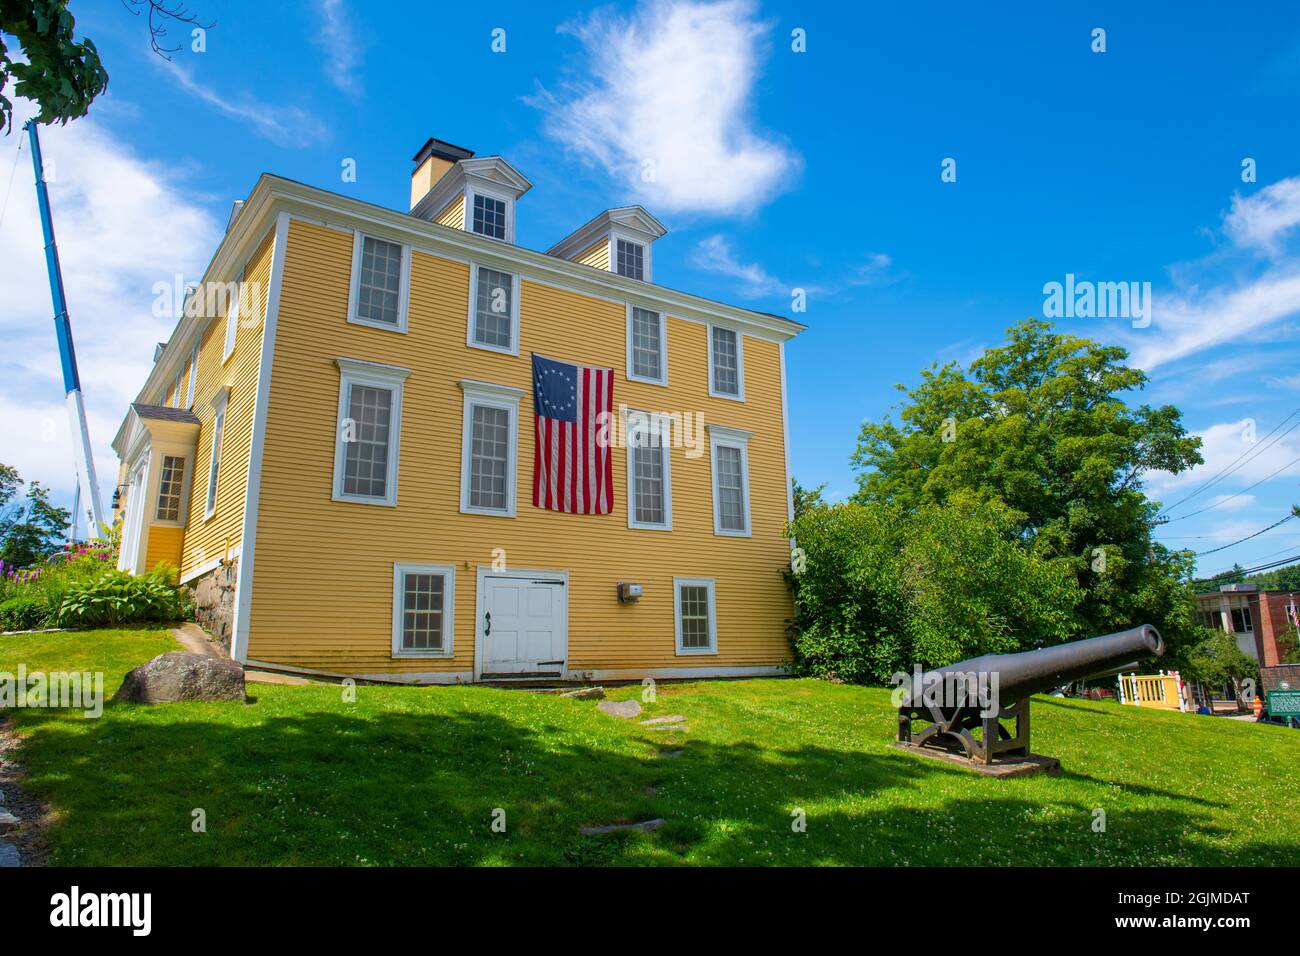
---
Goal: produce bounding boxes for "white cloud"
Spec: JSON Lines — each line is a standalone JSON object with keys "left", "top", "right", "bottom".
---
{"left": 1129, "top": 269, "right": 1300, "bottom": 370}
{"left": 690, "top": 234, "right": 786, "bottom": 297}
{"left": 159, "top": 59, "right": 328, "bottom": 147}
{"left": 1116, "top": 173, "right": 1300, "bottom": 371}
{"left": 534, "top": 0, "right": 800, "bottom": 215}
{"left": 0, "top": 91, "right": 221, "bottom": 516}
{"left": 1146, "top": 420, "right": 1300, "bottom": 500}
{"left": 846, "top": 253, "right": 894, "bottom": 287}
{"left": 314, "top": 0, "right": 363, "bottom": 96}
{"left": 1224, "top": 177, "right": 1300, "bottom": 256}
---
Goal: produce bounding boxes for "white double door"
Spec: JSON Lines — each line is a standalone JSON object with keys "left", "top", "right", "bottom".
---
{"left": 480, "top": 573, "right": 567, "bottom": 675}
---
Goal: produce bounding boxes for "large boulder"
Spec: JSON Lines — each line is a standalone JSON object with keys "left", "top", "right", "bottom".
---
{"left": 114, "top": 652, "right": 246, "bottom": 704}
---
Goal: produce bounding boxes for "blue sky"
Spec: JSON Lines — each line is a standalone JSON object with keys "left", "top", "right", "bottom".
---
{"left": 4, "top": 0, "right": 1300, "bottom": 576}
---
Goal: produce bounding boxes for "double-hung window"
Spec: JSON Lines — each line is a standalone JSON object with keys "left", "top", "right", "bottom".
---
{"left": 626, "top": 305, "right": 666, "bottom": 384}
{"left": 222, "top": 274, "right": 242, "bottom": 362}
{"left": 471, "top": 192, "right": 508, "bottom": 240}
{"left": 155, "top": 455, "right": 186, "bottom": 522}
{"left": 468, "top": 265, "right": 520, "bottom": 354}
{"left": 392, "top": 563, "right": 456, "bottom": 657}
{"left": 626, "top": 411, "right": 672, "bottom": 530}
{"left": 674, "top": 577, "right": 717, "bottom": 655}
{"left": 349, "top": 233, "right": 411, "bottom": 331}
{"left": 709, "top": 424, "right": 752, "bottom": 536}
{"left": 332, "top": 358, "right": 410, "bottom": 506}
{"left": 204, "top": 388, "right": 230, "bottom": 520}
{"left": 708, "top": 324, "right": 744, "bottom": 400}
{"left": 459, "top": 380, "right": 523, "bottom": 517}
{"left": 615, "top": 238, "right": 645, "bottom": 280}
{"left": 185, "top": 343, "right": 198, "bottom": 408}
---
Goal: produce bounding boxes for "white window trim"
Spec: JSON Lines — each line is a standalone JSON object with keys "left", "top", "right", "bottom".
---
{"left": 625, "top": 303, "right": 668, "bottom": 386}
{"left": 347, "top": 231, "right": 412, "bottom": 333}
{"left": 625, "top": 410, "right": 673, "bottom": 531}
{"left": 204, "top": 387, "right": 230, "bottom": 521}
{"left": 392, "top": 562, "right": 457, "bottom": 659}
{"left": 171, "top": 369, "right": 182, "bottom": 408}
{"left": 610, "top": 227, "right": 652, "bottom": 281}
{"left": 467, "top": 183, "right": 516, "bottom": 244}
{"left": 185, "top": 343, "right": 198, "bottom": 408}
{"left": 222, "top": 276, "right": 242, "bottom": 364}
{"left": 709, "top": 424, "right": 753, "bottom": 537}
{"left": 673, "top": 576, "right": 718, "bottom": 656}
{"left": 332, "top": 357, "right": 411, "bottom": 507}
{"left": 458, "top": 379, "right": 524, "bottom": 518}
{"left": 466, "top": 262, "right": 521, "bottom": 356}
{"left": 707, "top": 323, "right": 746, "bottom": 401}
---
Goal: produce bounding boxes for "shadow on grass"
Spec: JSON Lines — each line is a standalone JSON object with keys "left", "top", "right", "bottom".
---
{"left": 9, "top": 691, "right": 1293, "bottom": 867}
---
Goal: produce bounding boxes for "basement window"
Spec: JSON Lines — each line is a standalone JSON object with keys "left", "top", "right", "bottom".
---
{"left": 392, "top": 563, "right": 456, "bottom": 657}
{"left": 674, "top": 577, "right": 717, "bottom": 655}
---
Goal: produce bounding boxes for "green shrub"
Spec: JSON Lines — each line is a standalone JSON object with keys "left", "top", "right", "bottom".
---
{"left": 0, "top": 594, "right": 51, "bottom": 631}
{"left": 787, "top": 496, "right": 1083, "bottom": 683}
{"left": 55, "top": 566, "right": 185, "bottom": 629}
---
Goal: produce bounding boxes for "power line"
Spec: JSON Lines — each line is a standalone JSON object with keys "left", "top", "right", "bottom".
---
{"left": 1161, "top": 451, "right": 1300, "bottom": 523}
{"left": 1194, "top": 511, "right": 1300, "bottom": 557}
{"left": 1200, "top": 553, "right": 1300, "bottom": 583}
{"left": 1157, "top": 409, "right": 1300, "bottom": 518}
{"left": 0, "top": 136, "right": 24, "bottom": 233}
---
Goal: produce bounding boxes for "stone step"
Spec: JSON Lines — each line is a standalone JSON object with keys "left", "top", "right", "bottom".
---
{"left": 597, "top": 700, "right": 642, "bottom": 719}
{"left": 580, "top": 818, "right": 665, "bottom": 836}
{"left": 640, "top": 715, "right": 685, "bottom": 725}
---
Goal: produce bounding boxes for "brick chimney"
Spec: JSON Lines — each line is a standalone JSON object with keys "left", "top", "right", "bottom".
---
{"left": 409, "top": 137, "right": 475, "bottom": 211}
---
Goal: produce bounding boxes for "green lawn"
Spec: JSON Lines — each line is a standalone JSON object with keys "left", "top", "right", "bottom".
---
{"left": 2, "top": 628, "right": 1297, "bottom": 866}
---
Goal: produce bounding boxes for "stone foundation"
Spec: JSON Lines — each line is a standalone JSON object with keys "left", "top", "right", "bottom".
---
{"left": 192, "top": 557, "right": 238, "bottom": 653}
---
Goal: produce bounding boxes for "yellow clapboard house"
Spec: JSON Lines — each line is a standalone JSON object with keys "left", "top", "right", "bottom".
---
{"left": 111, "top": 138, "right": 804, "bottom": 683}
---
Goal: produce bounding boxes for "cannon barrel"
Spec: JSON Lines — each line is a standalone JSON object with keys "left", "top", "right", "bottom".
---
{"left": 923, "top": 624, "right": 1164, "bottom": 705}
{"left": 897, "top": 625, "right": 1165, "bottom": 767}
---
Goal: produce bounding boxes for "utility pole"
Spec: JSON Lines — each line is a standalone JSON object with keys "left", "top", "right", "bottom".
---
{"left": 24, "top": 120, "right": 105, "bottom": 536}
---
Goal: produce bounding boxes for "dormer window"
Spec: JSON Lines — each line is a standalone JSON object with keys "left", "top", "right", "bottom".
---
{"left": 472, "top": 192, "right": 508, "bottom": 241}
{"left": 408, "top": 144, "right": 532, "bottom": 245}
{"left": 615, "top": 239, "right": 645, "bottom": 280}
{"left": 547, "top": 206, "right": 668, "bottom": 283}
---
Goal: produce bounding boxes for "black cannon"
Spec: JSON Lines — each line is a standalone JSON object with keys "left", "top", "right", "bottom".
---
{"left": 895, "top": 625, "right": 1164, "bottom": 767}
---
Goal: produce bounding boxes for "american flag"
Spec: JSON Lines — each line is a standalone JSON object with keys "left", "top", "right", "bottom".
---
{"left": 531, "top": 353, "right": 614, "bottom": 514}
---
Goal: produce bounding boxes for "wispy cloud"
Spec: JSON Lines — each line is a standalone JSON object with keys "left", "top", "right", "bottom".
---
{"left": 159, "top": 59, "right": 328, "bottom": 147}
{"left": 1224, "top": 177, "right": 1300, "bottom": 257}
{"left": 313, "top": 0, "right": 363, "bottom": 96}
{"left": 533, "top": 0, "right": 800, "bottom": 216}
{"left": 846, "top": 252, "right": 896, "bottom": 287}
{"left": 1120, "top": 174, "right": 1300, "bottom": 371}
{"left": 691, "top": 234, "right": 787, "bottom": 298}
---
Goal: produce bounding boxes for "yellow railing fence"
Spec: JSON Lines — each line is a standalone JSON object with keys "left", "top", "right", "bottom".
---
{"left": 1118, "top": 672, "right": 1186, "bottom": 711}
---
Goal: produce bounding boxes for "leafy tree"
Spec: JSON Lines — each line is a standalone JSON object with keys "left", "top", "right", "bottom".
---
{"left": 791, "top": 478, "right": 827, "bottom": 519}
{"left": 0, "top": 476, "right": 70, "bottom": 566}
{"left": 0, "top": 462, "right": 20, "bottom": 539}
{"left": 1, "top": 0, "right": 214, "bottom": 133}
{"left": 1181, "top": 627, "right": 1258, "bottom": 690}
{"left": 850, "top": 318, "right": 1203, "bottom": 653}
{"left": 0, "top": 0, "right": 108, "bottom": 133}
{"left": 788, "top": 495, "right": 1082, "bottom": 682}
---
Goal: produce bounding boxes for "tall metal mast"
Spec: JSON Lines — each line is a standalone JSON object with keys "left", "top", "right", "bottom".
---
{"left": 24, "top": 119, "right": 105, "bottom": 536}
